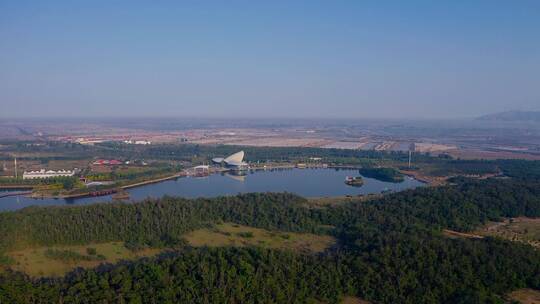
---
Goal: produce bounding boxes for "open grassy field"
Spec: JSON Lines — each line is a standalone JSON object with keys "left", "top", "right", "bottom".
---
{"left": 184, "top": 223, "right": 336, "bottom": 253}
{"left": 46, "top": 159, "right": 90, "bottom": 171}
{"left": 6, "top": 223, "right": 335, "bottom": 277}
{"left": 507, "top": 288, "right": 540, "bottom": 304}
{"left": 475, "top": 217, "right": 540, "bottom": 249}
{"left": 7, "top": 242, "right": 163, "bottom": 277}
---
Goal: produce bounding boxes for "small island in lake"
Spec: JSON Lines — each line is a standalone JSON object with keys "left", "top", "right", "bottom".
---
{"left": 358, "top": 167, "right": 404, "bottom": 183}
{"left": 345, "top": 176, "right": 364, "bottom": 187}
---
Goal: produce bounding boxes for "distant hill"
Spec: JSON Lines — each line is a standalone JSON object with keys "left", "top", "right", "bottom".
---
{"left": 477, "top": 111, "right": 540, "bottom": 122}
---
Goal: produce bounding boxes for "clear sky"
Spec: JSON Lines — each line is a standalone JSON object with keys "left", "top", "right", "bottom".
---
{"left": 1, "top": 1, "right": 539, "bottom": 119}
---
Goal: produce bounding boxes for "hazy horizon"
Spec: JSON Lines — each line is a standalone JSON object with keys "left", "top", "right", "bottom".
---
{"left": 0, "top": 113, "right": 526, "bottom": 120}
{"left": 1, "top": 1, "right": 539, "bottom": 119}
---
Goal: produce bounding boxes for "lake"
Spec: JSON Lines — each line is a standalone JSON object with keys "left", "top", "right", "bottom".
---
{"left": 0, "top": 168, "right": 424, "bottom": 211}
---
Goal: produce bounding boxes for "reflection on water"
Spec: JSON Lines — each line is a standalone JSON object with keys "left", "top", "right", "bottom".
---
{"left": 0, "top": 168, "right": 424, "bottom": 211}
{"left": 224, "top": 172, "right": 247, "bottom": 182}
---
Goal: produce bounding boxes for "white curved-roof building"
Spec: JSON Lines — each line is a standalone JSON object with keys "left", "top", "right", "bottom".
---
{"left": 212, "top": 151, "right": 248, "bottom": 168}
{"left": 224, "top": 151, "right": 245, "bottom": 166}
{"left": 212, "top": 157, "right": 224, "bottom": 163}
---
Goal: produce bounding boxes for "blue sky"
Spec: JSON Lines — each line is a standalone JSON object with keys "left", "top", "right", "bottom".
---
{"left": 1, "top": 1, "right": 539, "bottom": 118}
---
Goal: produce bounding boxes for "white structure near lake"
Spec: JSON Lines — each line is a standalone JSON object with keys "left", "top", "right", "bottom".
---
{"left": 23, "top": 169, "right": 75, "bottom": 179}
{"left": 212, "top": 151, "right": 248, "bottom": 169}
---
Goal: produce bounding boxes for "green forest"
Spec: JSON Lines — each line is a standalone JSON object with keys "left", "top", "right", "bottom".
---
{"left": 358, "top": 167, "right": 404, "bottom": 182}
{"left": 2, "top": 143, "right": 540, "bottom": 303}
{"left": 0, "top": 175, "right": 540, "bottom": 303}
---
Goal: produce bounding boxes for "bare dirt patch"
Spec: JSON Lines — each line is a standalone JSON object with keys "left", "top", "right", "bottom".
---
{"left": 475, "top": 217, "right": 540, "bottom": 249}
{"left": 507, "top": 288, "right": 540, "bottom": 304}
{"left": 442, "top": 229, "right": 484, "bottom": 239}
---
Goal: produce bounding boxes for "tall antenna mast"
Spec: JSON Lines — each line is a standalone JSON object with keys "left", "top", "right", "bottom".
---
{"left": 408, "top": 143, "right": 415, "bottom": 169}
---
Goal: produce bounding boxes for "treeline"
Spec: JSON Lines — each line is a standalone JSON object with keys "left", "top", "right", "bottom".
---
{"left": 97, "top": 142, "right": 423, "bottom": 163}
{"left": 497, "top": 159, "right": 540, "bottom": 180}
{"left": 0, "top": 142, "right": 98, "bottom": 161}
{"left": 427, "top": 159, "right": 500, "bottom": 176}
{"left": 4, "top": 141, "right": 539, "bottom": 180}
{"left": 0, "top": 176, "right": 79, "bottom": 189}
{"left": 1, "top": 178, "right": 540, "bottom": 253}
{"left": 358, "top": 167, "right": 404, "bottom": 182}
{"left": 0, "top": 247, "right": 352, "bottom": 303}
{"left": 337, "top": 177, "right": 540, "bottom": 233}
{"left": 1, "top": 235, "right": 539, "bottom": 303}
{"left": 0, "top": 193, "right": 315, "bottom": 252}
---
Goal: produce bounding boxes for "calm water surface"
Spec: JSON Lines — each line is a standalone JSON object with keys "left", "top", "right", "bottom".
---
{"left": 0, "top": 168, "right": 424, "bottom": 211}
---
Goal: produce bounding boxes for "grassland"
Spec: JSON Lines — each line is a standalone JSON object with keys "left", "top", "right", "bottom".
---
{"left": 7, "top": 242, "right": 162, "bottom": 277}
{"left": 6, "top": 223, "right": 335, "bottom": 277}
{"left": 475, "top": 217, "right": 540, "bottom": 249}
{"left": 184, "top": 223, "right": 336, "bottom": 253}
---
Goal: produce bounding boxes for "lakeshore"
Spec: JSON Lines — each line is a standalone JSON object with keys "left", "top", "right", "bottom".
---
{"left": 0, "top": 168, "right": 425, "bottom": 211}
{"left": 1, "top": 163, "right": 436, "bottom": 201}
{"left": 16, "top": 164, "right": 341, "bottom": 200}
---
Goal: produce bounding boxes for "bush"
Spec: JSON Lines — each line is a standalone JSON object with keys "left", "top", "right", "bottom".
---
{"left": 237, "top": 232, "right": 254, "bottom": 238}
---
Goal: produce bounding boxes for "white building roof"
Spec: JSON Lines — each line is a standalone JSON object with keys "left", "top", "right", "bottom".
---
{"left": 224, "top": 151, "right": 245, "bottom": 166}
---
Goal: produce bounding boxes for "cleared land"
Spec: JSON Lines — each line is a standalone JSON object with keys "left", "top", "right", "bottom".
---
{"left": 7, "top": 242, "right": 162, "bottom": 277}
{"left": 475, "top": 217, "right": 540, "bottom": 249}
{"left": 442, "top": 229, "right": 484, "bottom": 239}
{"left": 507, "top": 288, "right": 540, "bottom": 304}
{"left": 184, "top": 223, "right": 335, "bottom": 253}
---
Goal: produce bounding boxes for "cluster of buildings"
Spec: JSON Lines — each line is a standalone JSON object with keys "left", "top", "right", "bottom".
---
{"left": 23, "top": 169, "right": 76, "bottom": 179}
{"left": 123, "top": 139, "right": 151, "bottom": 145}
{"left": 92, "top": 159, "right": 123, "bottom": 166}
{"left": 92, "top": 159, "right": 148, "bottom": 166}
{"left": 72, "top": 138, "right": 152, "bottom": 146}
{"left": 74, "top": 138, "right": 107, "bottom": 145}
{"left": 19, "top": 150, "right": 248, "bottom": 181}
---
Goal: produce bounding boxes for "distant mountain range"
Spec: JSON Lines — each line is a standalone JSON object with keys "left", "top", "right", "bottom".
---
{"left": 477, "top": 111, "right": 540, "bottom": 122}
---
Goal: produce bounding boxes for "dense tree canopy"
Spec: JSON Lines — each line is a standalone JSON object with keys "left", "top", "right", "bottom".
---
{"left": 0, "top": 176, "right": 540, "bottom": 303}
